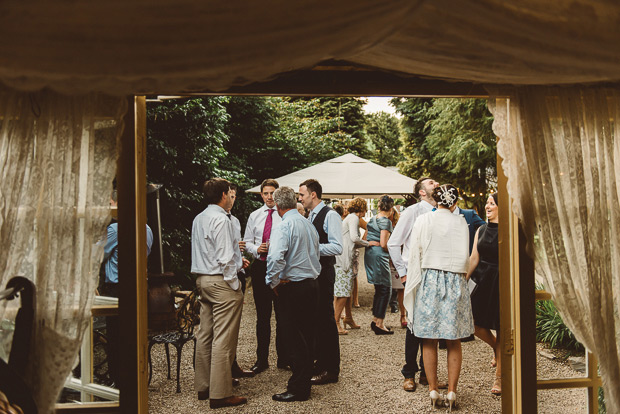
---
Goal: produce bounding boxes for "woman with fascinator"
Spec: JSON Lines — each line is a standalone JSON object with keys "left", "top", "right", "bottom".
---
{"left": 403, "top": 184, "right": 474, "bottom": 411}
{"left": 364, "top": 194, "right": 395, "bottom": 335}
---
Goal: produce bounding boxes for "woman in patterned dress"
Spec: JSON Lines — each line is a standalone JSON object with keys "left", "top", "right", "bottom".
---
{"left": 403, "top": 184, "right": 473, "bottom": 410}
{"left": 333, "top": 198, "right": 369, "bottom": 334}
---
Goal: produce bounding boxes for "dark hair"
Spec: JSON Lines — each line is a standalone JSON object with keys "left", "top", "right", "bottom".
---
{"left": 300, "top": 179, "right": 322, "bottom": 199}
{"left": 260, "top": 178, "right": 279, "bottom": 192}
{"left": 333, "top": 204, "right": 345, "bottom": 217}
{"left": 229, "top": 183, "right": 238, "bottom": 192}
{"left": 203, "top": 178, "right": 231, "bottom": 205}
{"left": 432, "top": 184, "right": 459, "bottom": 208}
{"left": 491, "top": 192, "right": 498, "bottom": 206}
{"left": 378, "top": 194, "right": 394, "bottom": 212}
{"left": 414, "top": 177, "right": 431, "bottom": 200}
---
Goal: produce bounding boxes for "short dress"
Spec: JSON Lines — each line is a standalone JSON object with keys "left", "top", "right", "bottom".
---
{"left": 364, "top": 216, "right": 393, "bottom": 287}
{"left": 413, "top": 269, "right": 474, "bottom": 340}
{"left": 470, "top": 222, "right": 500, "bottom": 330}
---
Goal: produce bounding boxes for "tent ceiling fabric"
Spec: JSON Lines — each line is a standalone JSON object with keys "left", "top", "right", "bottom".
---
{"left": 246, "top": 153, "right": 417, "bottom": 199}
{"left": 1, "top": 0, "right": 620, "bottom": 94}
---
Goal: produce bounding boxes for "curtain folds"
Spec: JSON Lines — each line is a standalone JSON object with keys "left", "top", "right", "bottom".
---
{"left": 0, "top": 90, "right": 126, "bottom": 413}
{"left": 488, "top": 86, "right": 620, "bottom": 413}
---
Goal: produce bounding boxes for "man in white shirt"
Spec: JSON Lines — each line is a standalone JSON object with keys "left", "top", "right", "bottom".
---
{"left": 243, "top": 179, "right": 286, "bottom": 374}
{"left": 387, "top": 176, "right": 439, "bottom": 392}
{"left": 191, "top": 178, "right": 246, "bottom": 409}
{"left": 298, "top": 179, "right": 343, "bottom": 385}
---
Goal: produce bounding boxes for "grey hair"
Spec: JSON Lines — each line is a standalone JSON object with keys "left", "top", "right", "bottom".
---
{"left": 273, "top": 186, "right": 297, "bottom": 210}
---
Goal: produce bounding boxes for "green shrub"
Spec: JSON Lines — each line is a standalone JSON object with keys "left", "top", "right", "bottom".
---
{"left": 535, "top": 298, "right": 584, "bottom": 352}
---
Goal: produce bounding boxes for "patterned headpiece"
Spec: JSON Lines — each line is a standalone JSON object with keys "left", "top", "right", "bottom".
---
{"left": 434, "top": 184, "right": 459, "bottom": 208}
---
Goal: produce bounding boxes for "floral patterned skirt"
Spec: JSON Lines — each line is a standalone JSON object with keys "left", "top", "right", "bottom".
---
{"left": 413, "top": 268, "right": 474, "bottom": 340}
{"left": 334, "top": 265, "right": 354, "bottom": 298}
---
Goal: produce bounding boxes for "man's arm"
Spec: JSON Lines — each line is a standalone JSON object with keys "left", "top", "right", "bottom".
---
{"left": 320, "top": 210, "right": 343, "bottom": 256}
{"left": 104, "top": 223, "right": 118, "bottom": 261}
{"left": 387, "top": 208, "right": 415, "bottom": 277}
{"left": 243, "top": 210, "right": 260, "bottom": 258}
{"left": 266, "top": 224, "right": 288, "bottom": 288}
{"left": 212, "top": 218, "right": 240, "bottom": 290}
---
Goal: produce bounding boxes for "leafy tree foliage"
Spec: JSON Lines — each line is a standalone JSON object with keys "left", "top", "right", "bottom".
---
{"left": 147, "top": 97, "right": 233, "bottom": 280}
{"left": 274, "top": 97, "right": 369, "bottom": 163}
{"left": 393, "top": 98, "right": 496, "bottom": 215}
{"left": 365, "top": 111, "right": 401, "bottom": 167}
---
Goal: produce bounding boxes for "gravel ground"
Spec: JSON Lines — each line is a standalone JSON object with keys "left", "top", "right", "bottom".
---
{"left": 149, "top": 262, "right": 587, "bottom": 413}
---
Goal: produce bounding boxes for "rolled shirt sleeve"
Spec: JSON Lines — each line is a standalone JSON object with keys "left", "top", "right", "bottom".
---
{"left": 320, "top": 209, "right": 343, "bottom": 257}
{"left": 266, "top": 221, "right": 288, "bottom": 289}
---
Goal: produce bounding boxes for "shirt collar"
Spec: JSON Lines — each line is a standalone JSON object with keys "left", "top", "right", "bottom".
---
{"left": 207, "top": 204, "right": 227, "bottom": 214}
{"left": 311, "top": 201, "right": 326, "bottom": 215}
{"left": 452, "top": 207, "right": 461, "bottom": 215}
{"left": 420, "top": 200, "right": 435, "bottom": 211}
{"left": 282, "top": 209, "right": 297, "bottom": 220}
{"left": 263, "top": 204, "right": 276, "bottom": 212}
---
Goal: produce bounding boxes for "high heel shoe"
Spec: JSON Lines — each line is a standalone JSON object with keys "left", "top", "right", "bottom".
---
{"left": 491, "top": 376, "right": 501, "bottom": 395}
{"left": 374, "top": 326, "right": 394, "bottom": 335}
{"left": 429, "top": 390, "right": 441, "bottom": 409}
{"left": 338, "top": 328, "right": 349, "bottom": 335}
{"left": 400, "top": 315, "right": 407, "bottom": 328}
{"left": 343, "top": 318, "right": 360, "bottom": 329}
{"left": 446, "top": 391, "right": 457, "bottom": 412}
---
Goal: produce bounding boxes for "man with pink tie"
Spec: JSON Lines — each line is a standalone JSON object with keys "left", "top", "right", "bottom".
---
{"left": 243, "top": 179, "right": 287, "bottom": 374}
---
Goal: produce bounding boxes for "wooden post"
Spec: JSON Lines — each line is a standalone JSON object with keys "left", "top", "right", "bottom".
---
{"left": 117, "top": 96, "right": 148, "bottom": 414}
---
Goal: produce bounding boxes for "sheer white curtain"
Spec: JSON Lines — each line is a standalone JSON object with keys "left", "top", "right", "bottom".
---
{"left": 0, "top": 90, "right": 126, "bottom": 413}
{"left": 488, "top": 86, "right": 620, "bottom": 412}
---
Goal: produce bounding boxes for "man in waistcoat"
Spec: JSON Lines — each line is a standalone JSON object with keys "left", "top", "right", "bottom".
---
{"left": 298, "top": 179, "right": 343, "bottom": 385}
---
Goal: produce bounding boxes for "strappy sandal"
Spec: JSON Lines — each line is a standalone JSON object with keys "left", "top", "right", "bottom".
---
{"left": 491, "top": 376, "right": 501, "bottom": 395}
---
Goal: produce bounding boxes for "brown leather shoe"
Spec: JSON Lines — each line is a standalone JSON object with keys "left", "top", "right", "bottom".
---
{"left": 419, "top": 374, "right": 428, "bottom": 386}
{"left": 209, "top": 396, "right": 247, "bottom": 409}
{"left": 310, "top": 371, "right": 339, "bottom": 385}
{"left": 403, "top": 378, "right": 416, "bottom": 392}
{"left": 197, "top": 390, "right": 209, "bottom": 400}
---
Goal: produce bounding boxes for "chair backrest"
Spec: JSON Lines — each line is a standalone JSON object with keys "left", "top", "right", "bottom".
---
{"left": 0, "top": 276, "right": 37, "bottom": 414}
{"left": 175, "top": 289, "right": 200, "bottom": 337}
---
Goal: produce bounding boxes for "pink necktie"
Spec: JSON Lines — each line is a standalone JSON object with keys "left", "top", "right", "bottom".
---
{"left": 260, "top": 209, "right": 274, "bottom": 260}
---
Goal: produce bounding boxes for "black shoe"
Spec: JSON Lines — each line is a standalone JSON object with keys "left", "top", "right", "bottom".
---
{"left": 419, "top": 374, "right": 428, "bottom": 386}
{"left": 251, "top": 362, "right": 269, "bottom": 374}
{"left": 438, "top": 339, "right": 447, "bottom": 350}
{"left": 310, "top": 371, "right": 339, "bottom": 385}
{"left": 390, "top": 304, "right": 399, "bottom": 313}
{"left": 232, "top": 365, "right": 256, "bottom": 378}
{"left": 370, "top": 321, "right": 377, "bottom": 332}
{"left": 232, "top": 378, "right": 240, "bottom": 387}
{"left": 461, "top": 334, "right": 475, "bottom": 343}
{"left": 272, "top": 391, "right": 310, "bottom": 402}
{"left": 374, "top": 326, "right": 394, "bottom": 335}
{"left": 197, "top": 390, "right": 209, "bottom": 400}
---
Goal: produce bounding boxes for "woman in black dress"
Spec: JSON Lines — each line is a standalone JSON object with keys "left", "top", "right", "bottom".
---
{"left": 466, "top": 193, "right": 500, "bottom": 395}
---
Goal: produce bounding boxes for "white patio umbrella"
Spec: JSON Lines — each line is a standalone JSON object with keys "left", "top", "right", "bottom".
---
{"left": 246, "top": 153, "right": 417, "bottom": 198}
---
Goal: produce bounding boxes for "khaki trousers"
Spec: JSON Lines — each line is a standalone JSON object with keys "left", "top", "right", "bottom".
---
{"left": 194, "top": 275, "right": 243, "bottom": 399}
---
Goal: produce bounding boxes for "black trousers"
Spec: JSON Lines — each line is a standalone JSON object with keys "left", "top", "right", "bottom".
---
{"left": 278, "top": 278, "right": 319, "bottom": 396}
{"left": 371, "top": 284, "right": 391, "bottom": 319}
{"left": 313, "top": 263, "right": 340, "bottom": 375}
{"left": 400, "top": 281, "right": 425, "bottom": 378}
{"left": 250, "top": 260, "right": 286, "bottom": 365}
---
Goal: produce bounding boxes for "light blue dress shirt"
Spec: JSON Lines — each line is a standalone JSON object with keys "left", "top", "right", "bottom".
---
{"left": 266, "top": 209, "right": 321, "bottom": 288}
{"left": 104, "top": 222, "right": 153, "bottom": 284}
{"left": 309, "top": 201, "right": 343, "bottom": 257}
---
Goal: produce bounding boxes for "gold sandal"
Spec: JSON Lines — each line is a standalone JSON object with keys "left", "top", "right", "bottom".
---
{"left": 491, "top": 377, "right": 501, "bottom": 395}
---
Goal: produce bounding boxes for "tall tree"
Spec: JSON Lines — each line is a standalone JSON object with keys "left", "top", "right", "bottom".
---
{"left": 147, "top": 97, "right": 232, "bottom": 280}
{"left": 394, "top": 98, "right": 496, "bottom": 214}
{"left": 365, "top": 111, "right": 401, "bottom": 166}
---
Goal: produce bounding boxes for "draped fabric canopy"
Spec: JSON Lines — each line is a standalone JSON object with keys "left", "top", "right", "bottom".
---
{"left": 0, "top": 1, "right": 620, "bottom": 413}
{"left": 1, "top": 0, "right": 620, "bottom": 95}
